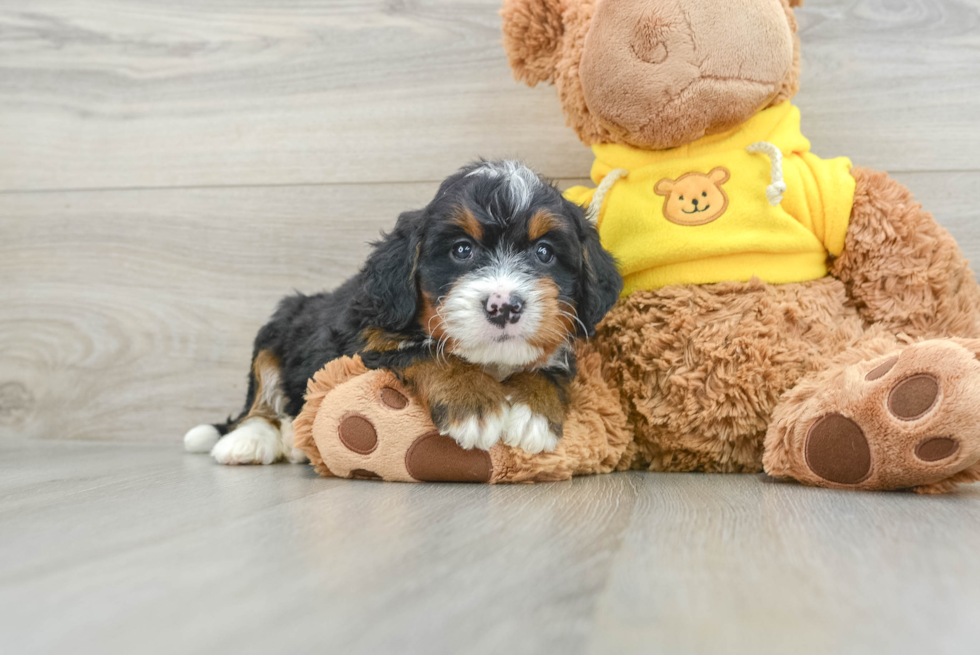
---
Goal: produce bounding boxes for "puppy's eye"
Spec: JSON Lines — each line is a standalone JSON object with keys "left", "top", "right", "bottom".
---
{"left": 535, "top": 242, "right": 555, "bottom": 264}
{"left": 451, "top": 240, "right": 473, "bottom": 261}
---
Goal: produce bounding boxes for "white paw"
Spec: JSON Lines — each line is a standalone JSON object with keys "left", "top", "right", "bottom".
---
{"left": 184, "top": 424, "right": 220, "bottom": 453}
{"left": 443, "top": 409, "right": 507, "bottom": 451}
{"left": 210, "top": 419, "right": 282, "bottom": 465}
{"left": 501, "top": 404, "right": 560, "bottom": 454}
{"left": 279, "top": 420, "right": 308, "bottom": 464}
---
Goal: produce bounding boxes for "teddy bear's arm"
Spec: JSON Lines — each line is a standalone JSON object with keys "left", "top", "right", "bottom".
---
{"left": 829, "top": 167, "right": 980, "bottom": 340}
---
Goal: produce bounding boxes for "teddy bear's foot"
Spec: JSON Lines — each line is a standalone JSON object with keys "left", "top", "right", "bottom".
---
{"left": 764, "top": 340, "right": 980, "bottom": 493}
{"left": 291, "top": 349, "right": 633, "bottom": 484}
{"left": 293, "top": 363, "right": 494, "bottom": 483}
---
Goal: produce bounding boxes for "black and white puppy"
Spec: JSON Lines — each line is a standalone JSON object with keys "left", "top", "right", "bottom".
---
{"left": 183, "top": 161, "right": 623, "bottom": 465}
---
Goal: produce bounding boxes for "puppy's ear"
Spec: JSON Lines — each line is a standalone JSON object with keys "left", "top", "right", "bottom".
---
{"left": 576, "top": 213, "right": 623, "bottom": 337}
{"left": 501, "top": 0, "right": 565, "bottom": 86}
{"left": 358, "top": 210, "right": 423, "bottom": 333}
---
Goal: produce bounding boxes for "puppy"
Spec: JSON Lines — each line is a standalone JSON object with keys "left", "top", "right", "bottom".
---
{"left": 183, "top": 161, "right": 623, "bottom": 465}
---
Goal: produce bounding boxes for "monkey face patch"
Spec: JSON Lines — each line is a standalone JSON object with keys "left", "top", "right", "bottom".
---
{"left": 654, "top": 167, "right": 731, "bottom": 226}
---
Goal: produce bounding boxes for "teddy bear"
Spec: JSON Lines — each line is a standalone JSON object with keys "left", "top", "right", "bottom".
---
{"left": 293, "top": 0, "right": 980, "bottom": 493}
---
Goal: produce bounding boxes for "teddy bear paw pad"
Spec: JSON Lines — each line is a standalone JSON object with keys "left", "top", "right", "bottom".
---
{"left": 404, "top": 432, "right": 493, "bottom": 483}
{"left": 338, "top": 414, "right": 379, "bottom": 455}
{"left": 804, "top": 413, "right": 872, "bottom": 485}
{"left": 309, "top": 369, "right": 498, "bottom": 483}
{"left": 778, "top": 340, "right": 980, "bottom": 491}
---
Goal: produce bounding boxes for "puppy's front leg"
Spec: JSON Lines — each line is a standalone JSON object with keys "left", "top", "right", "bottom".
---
{"left": 501, "top": 370, "right": 570, "bottom": 454}
{"left": 399, "top": 358, "right": 510, "bottom": 451}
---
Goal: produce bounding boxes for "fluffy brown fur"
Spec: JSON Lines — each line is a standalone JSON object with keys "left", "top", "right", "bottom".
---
{"left": 494, "top": 0, "right": 980, "bottom": 492}
{"left": 594, "top": 276, "right": 868, "bottom": 473}
{"left": 295, "top": 0, "right": 980, "bottom": 493}
{"left": 832, "top": 168, "right": 980, "bottom": 340}
{"left": 501, "top": 0, "right": 803, "bottom": 148}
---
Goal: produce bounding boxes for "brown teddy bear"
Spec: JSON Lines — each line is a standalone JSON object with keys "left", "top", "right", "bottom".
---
{"left": 294, "top": 0, "right": 980, "bottom": 493}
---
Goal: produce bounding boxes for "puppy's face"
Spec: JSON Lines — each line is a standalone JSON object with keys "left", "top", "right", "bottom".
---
{"left": 419, "top": 164, "right": 586, "bottom": 368}
{"left": 361, "top": 161, "right": 623, "bottom": 370}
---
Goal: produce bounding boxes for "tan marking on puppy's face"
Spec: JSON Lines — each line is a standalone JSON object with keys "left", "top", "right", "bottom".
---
{"left": 418, "top": 292, "right": 452, "bottom": 343}
{"left": 525, "top": 278, "right": 577, "bottom": 357}
{"left": 528, "top": 209, "right": 560, "bottom": 241}
{"left": 654, "top": 167, "right": 731, "bottom": 226}
{"left": 452, "top": 205, "right": 483, "bottom": 241}
{"left": 361, "top": 327, "right": 404, "bottom": 353}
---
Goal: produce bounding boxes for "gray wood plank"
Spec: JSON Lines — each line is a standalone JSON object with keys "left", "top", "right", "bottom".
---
{"left": 2, "top": 171, "right": 978, "bottom": 445}
{"left": 797, "top": 0, "right": 980, "bottom": 173}
{"left": 0, "top": 440, "right": 640, "bottom": 655}
{"left": 1, "top": 0, "right": 978, "bottom": 192}
{"left": 0, "top": 440, "right": 977, "bottom": 655}
{"left": 0, "top": 0, "right": 585, "bottom": 191}
{"left": 0, "top": 182, "right": 436, "bottom": 443}
{"left": 586, "top": 474, "right": 980, "bottom": 655}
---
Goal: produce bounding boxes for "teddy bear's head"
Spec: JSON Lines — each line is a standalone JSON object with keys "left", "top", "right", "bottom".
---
{"left": 501, "top": 0, "right": 804, "bottom": 150}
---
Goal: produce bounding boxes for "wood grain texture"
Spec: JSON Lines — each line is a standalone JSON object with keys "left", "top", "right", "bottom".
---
{"left": 1, "top": 0, "right": 979, "bottom": 192}
{"left": 0, "top": 182, "right": 437, "bottom": 442}
{"left": 1, "top": 440, "right": 978, "bottom": 655}
{"left": 586, "top": 473, "right": 980, "bottom": 655}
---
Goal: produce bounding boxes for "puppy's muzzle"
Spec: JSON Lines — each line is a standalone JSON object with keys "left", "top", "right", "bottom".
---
{"left": 485, "top": 292, "right": 524, "bottom": 328}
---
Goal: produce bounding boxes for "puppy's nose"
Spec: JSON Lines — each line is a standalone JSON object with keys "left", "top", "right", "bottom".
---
{"left": 485, "top": 293, "right": 524, "bottom": 327}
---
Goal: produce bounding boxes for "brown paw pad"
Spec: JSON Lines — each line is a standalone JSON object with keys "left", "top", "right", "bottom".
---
{"left": 888, "top": 374, "right": 940, "bottom": 421}
{"left": 404, "top": 432, "right": 492, "bottom": 483}
{"left": 379, "top": 386, "right": 408, "bottom": 410}
{"left": 865, "top": 356, "right": 899, "bottom": 381}
{"left": 338, "top": 414, "right": 378, "bottom": 454}
{"left": 805, "top": 413, "right": 872, "bottom": 485}
{"left": 914, "top": 437, "right": 960, "bottom": 462}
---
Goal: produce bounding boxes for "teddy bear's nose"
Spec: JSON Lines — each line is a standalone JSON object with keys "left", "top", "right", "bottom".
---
{"left": 691, "top": 198, "right": 699, "bottom": 207}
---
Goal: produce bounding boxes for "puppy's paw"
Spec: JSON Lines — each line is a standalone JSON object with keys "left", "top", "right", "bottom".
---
{"left": 211, "top": 418, "right": 282, "bottom": 465}
{"left": 184, "top": 424, "right": 220, "bottom": 453}
{"left": 502, "top": 404, "right": 560, "bottom": 454}
{"left": 278, "top": 420, "right": 309, "bottom": 465}
{"left": 441, "top": 408, "right": 508, "bottom": 451}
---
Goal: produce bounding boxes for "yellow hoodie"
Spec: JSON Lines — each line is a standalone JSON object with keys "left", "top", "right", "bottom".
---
{"left": 564, "top": 103, "right": 856, "bottom": 296}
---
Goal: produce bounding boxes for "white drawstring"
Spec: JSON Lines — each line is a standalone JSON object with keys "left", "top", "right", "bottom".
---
{"left": 587, "top": 168, "right": 629, "bottom": 224}
{"left": 746, "top": 141, "right": 786, "bottom": 206}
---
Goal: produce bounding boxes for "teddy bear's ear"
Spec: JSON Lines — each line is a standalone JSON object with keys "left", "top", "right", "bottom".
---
{"left": 708, "top": 168, "right": 731, "bottom": 185}
{"left": 501, "top": 0, "right": 565, "bottom": 86}
{"left": 786, "top": 0, "right": 804, "bottom": 7}
{"left": 654, "top": 179, "right": 675, "bottom": 196}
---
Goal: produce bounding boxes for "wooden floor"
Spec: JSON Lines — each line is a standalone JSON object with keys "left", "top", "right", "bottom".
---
{"left": 2, "top": 0, "right": 980, "bottom": 652}
{"left": 2, "top": 440, "right": 979, "bottom": 655}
